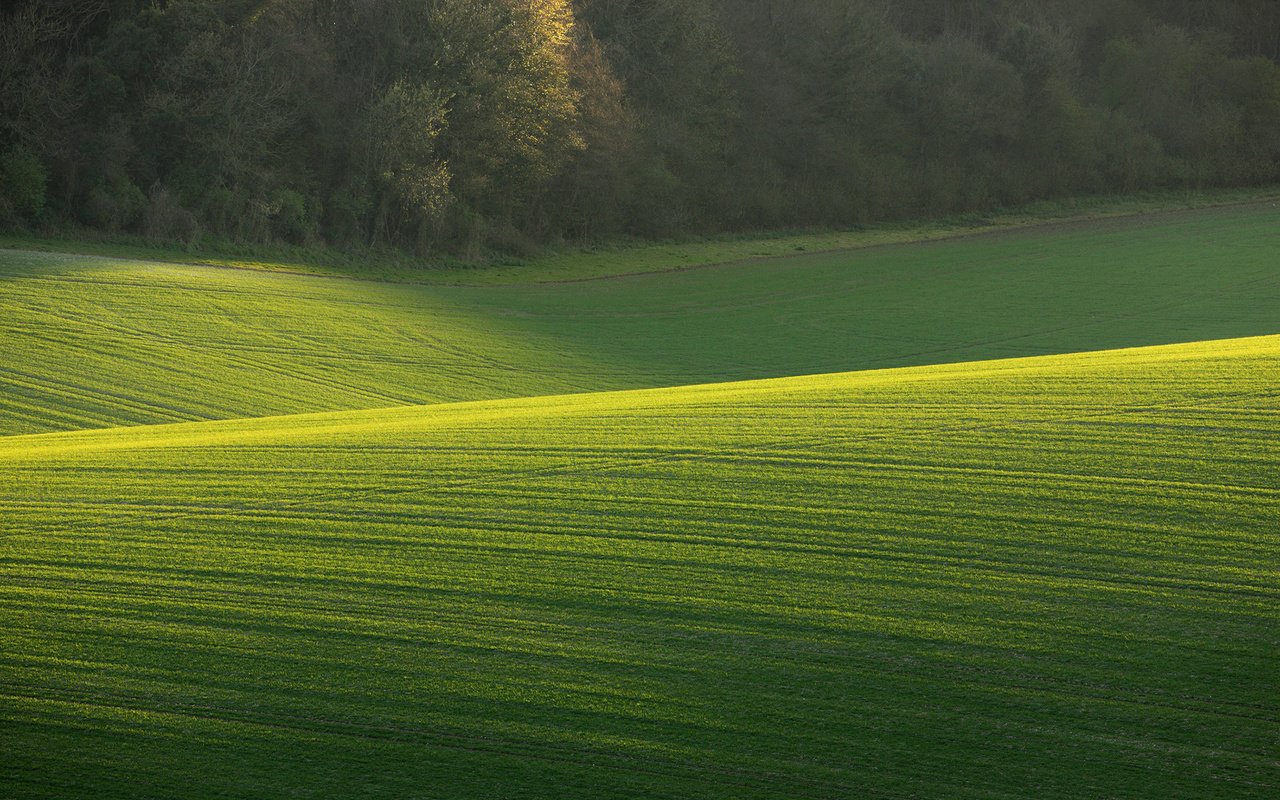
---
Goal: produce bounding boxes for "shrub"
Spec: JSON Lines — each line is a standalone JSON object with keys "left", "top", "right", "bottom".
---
{"left": 0, "top": 147, "right": 48, "bottom": 223}
{"left": 84, "top": 176, "right": 147, "bottom": 232}
{"left": 325, "top": 187, "right": 370, "bottom": 246}
{"left": 144, "top": 184, "right": 200, "bottom": 244}
{"left": 201, "top": 186, "right": 245, "bottom": 238}
{"left": 271, "top": 189, "right": 313, "bottom": 245}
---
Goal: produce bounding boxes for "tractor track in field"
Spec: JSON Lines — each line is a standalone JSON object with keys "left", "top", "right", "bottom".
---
{"left": 0, "top": 688, "right": 891, "bottom": 800}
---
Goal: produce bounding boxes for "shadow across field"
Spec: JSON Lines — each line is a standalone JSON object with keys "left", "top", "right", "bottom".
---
{"left": 450, "top": 201, "right": 1280, "bottom": 384}
{"left": 1, "top": 202, "right": 1277, "bottom": 435}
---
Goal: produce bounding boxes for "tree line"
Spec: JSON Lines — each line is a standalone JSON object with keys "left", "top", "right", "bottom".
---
{"left": 3, "top": 0, "right": 1279, "bottom": 256}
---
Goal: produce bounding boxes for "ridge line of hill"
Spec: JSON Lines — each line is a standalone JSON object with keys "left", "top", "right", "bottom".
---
{"left": 4, "top": 201, "right": 1275, "bottom": 437}
{"left": 4, "top": 333, "right": 1274, "bottom": 449}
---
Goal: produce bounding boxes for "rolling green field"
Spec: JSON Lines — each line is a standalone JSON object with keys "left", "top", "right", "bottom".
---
{"left": 1, "top": 205, "right": 1278, "bottom": 798}
{"left": 1, "top": 202, "right": 1277, "bottom": 435}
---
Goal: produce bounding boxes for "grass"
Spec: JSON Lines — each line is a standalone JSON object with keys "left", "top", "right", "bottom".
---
{"left": 476, "top": 187, "right": 1280, "bottom": 286}
{"left": 1, "top": 201, "right": 1277, "bottom": 435}
{"left": 2, "top": 186, "right": 1277, "bottom": 285}
{"left": 1, "top": 201, "right": 1277, "bottom": 798}
{"left": 2, "top": 336, "right": 1277, "bottom": 798}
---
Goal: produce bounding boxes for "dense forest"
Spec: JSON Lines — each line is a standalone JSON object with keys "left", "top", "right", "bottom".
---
{"left": 3, "top": 0, "right": 1279, "bottom": 255}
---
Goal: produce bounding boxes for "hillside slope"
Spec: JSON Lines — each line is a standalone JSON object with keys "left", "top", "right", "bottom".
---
{"left": 3, "top": 336, "right": 1277, "bottom": 799}
{"left": 2, "top": 202, "right": 1277, "bottom": 435}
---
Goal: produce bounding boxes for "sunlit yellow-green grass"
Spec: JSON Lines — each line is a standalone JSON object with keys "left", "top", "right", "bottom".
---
{"left": 2, "top": 202, "right": 1278, "bottom": 435}
{"left": 3, "top": 336, "right": 1277, "bottom": 799}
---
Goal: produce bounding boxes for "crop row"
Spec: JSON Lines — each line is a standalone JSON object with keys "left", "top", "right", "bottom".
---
{"left": 2, "top": 336, "right": 1276, "bottom": 798}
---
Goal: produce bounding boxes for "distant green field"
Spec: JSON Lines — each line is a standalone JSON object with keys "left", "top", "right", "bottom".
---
{"left": 1, "top": 202, "right": 1277, "bottom": 435}
{"left": 6, "top": 187, "right": 1276, "bottom": 285}
{"left": 2, "top": 336, "right": 1277, "bottom": 798}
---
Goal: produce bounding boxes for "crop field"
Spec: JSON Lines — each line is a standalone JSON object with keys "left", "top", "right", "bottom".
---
{"left": 1, "top": 203, "right": 1277, "bottom": 436}
{"left": 1, "top": 205, "right": 1278, "bottom": 798}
